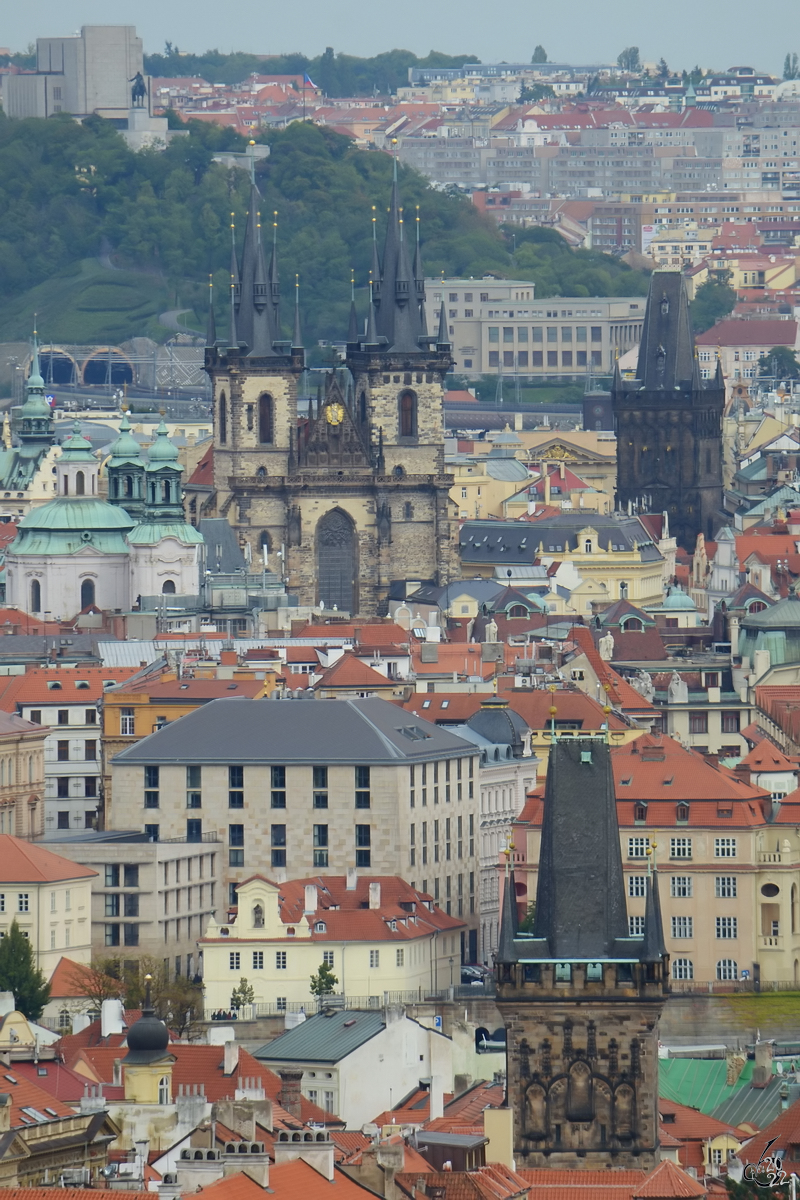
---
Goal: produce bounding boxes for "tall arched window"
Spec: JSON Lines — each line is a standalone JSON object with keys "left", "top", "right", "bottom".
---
{"left": 30, "top": 579, "right": 41, "bottom": 613}
{"left": 317, "top": 509, "right": 356, "bottom": 613}
{"left": 158, "top": 1076, "right": 170, "bottom": 1105}
{"left": 399, "top": 391, "right": 417, "bottom": 438}
{"left": 219, "top": 391, "right": 227, "bottom": 444}
{"left": 258, "top": 394, "right": 273, "bottom": 444}
{"left": 80, "top": 579, "right": 95, "bottom": 610}
{"left": 359, "top": 391, "right": 367, "bottom": 423}
{"left": 62, "top": 475, "right": 69, "bottom": 496}
{"left": 75, "top": 471, "right": 85, "bottom": 496}
{"left": 162, "top": 580, "right": 176, "bottom": 594}
{"left": 124, "top": 475, "right": 132, "bottom": 497}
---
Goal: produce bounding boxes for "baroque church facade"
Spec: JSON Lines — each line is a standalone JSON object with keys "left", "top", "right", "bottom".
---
{"left": 612, "top": 271, "right": 724, "bottom": 549}
{"left": 204, "top": 173, "right": 458, "bottom": 616}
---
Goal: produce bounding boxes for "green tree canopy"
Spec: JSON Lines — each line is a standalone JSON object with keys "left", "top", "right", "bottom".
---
{"left": 0, "top": 921, "right": 50, "bottom": 1020}
{"left": 531, "top": 46, "right": 548, "bottom": 64}
{"left": 231, "top": 977, "right": 255, "bottom": 1009}
{"left": 310, "top": 960, "right": 339, "bottom": 997}
{"left": 758, "top": 345, "right": 800, "bottom": 380}
{"left": 617, "top": 47, "right": 641, "bottom": 72}
{"left": 784, "top": 52, "right": 799, "bottom": 80}
{"left": 689, "top": 277, "right": 736, "bottom": 334}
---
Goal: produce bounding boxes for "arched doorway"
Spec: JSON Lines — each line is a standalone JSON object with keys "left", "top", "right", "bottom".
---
{"left": 80, "top": 579, "right": 95, "bottom": 609}
{"left": 317, "top": 509, "right": 356, "bottom": 613}
{"left": 30, "top": 580, "right": 41, "bottom": 613}
{"left": 162, "top": 580, "right": 176, "bottom": 594}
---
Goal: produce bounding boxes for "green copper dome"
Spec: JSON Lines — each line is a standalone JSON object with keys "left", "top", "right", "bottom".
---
{"left": 59, "top": 421, "right": 96, "bottom": 463}
{"left": 662, "top": 585, "right": 696, "bottom": 611}
{"left": 17, "top": 497, "right": 135, "bottom": 533}
{"left": 146, "top": 419, "right": 180, "bottom": 469}
{"left": 108, "top": 413, "right": 144, "bottom": 468}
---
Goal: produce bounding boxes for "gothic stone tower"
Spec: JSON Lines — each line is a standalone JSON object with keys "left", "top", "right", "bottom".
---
{"left": 612, "top": 271, "right": 724, "bottom": 549}
{"left": 495, "top": 738, "right": 669, "bottom": 1170}
{"left": 204, "top": 173, "right": 457, "bottom": 616}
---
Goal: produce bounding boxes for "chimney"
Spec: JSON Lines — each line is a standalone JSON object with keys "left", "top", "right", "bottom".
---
{"left": 346, "top": 867, "right": 358, "bottom": 890}
{"left": 304, "top": 884, "right": 318, "bottom": 914}
{"left": 369, "top": 881, "right": 381, "bottom": 910}
{"left": 223, "top": 1040, "right": 240, "bottom": 1076}
{"left": 278, "top": 1070, "right": 304, "bottom": 1119}
{"left": 0, "top": 1095, "right": 10, "bottom": 1134}
{"left": 429, "top": 1075, "right": 444, "bottom": 1121}
{"left": 220, "top": 650, "right": 238, "bottom": 666}
{"left": 753, "top": 1040, "right": 774, "bottom": 1088}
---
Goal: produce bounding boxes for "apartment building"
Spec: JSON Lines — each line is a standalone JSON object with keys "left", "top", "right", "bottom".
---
{"left": 425, "top": 280, "right": 644, "bottom": 377}
{"left": 514, "top": 733, "right": 800, "bottom": 985}
{"left": 0, "top": 667, "right": 137, "bottom": 833}
{"left": 110, "top": 697, "right": 482, "bottom": 961}
{"left": 40, "top": 830, "right": 220, "bottom": 974}
{"left": 0, "top": 835, "right": 95, "bottom": 976}
{"left": 0, "top": 711, "right": 47, "bottom": 839}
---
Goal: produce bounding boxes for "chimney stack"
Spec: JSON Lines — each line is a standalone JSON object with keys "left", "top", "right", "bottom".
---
{"left": 369, "top": 881, "right": 381, "bottom": 910}
{"left": 346, "top": 867, "right": 358, "bottom": 890}
{"left": 278, "top": 1069, "right": 304, "bottom": 1119}
{"left": 223, "top": 1040, "right": 240, "bottom": 1076}
{"left": 304, "top": 884, "right": 318, "bottom": 915}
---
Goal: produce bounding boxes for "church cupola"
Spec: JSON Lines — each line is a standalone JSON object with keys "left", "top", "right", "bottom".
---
{"left": 122, "top": 974, "right": 174, "bottom": 1105}
{"left": 18, "top": 337, "right": 55, "bottom": 446}
{"left": 57, "top": 421, "right": 99, "bottom": 499}
{"left": 106, "top": 413, "right": 146, "bottom": 518}
{"left": 143, "top": 420, "right": 184, "bottom": 520}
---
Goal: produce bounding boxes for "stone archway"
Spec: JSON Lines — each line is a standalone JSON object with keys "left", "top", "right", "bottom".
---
{"left": 317, "top": 509, "right": 357, "bottom": 613}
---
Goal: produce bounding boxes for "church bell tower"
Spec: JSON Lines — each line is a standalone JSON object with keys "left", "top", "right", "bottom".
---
{"left": 495, "top": 738, "right": 669, "bottom": 1170}
{"left": 612, "top": 271, "right": 724, "bottom": 549}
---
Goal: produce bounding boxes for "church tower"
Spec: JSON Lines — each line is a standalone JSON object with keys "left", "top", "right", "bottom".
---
{"left": 495, "top": 738, "right": 668, "bottom": 1170}
{"left": 612, "top": 271, "right": 724, "bottom": 549}
{"left": 204, "top": 171, "right": 457, "bottom": 615}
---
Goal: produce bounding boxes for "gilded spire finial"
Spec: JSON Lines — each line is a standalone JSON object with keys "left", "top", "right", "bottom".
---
{"left": 351, "top": 269, "right": 355, "bottom": 301}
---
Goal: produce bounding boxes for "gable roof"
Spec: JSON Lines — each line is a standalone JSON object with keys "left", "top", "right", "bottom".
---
{"left": 315, "top": 655, "right": 393, "bottom": 690}
{"left": 612, "top": 733, "right": 770, "bottom": 803}
{"left": 0, "top": 836, "right": 97, "bottom": 884}
{"left": 0, "top": 667, "right": 136, "bottom": 710}
{"left": 254, "top": 1009, "right": 387, "bottom": 1065}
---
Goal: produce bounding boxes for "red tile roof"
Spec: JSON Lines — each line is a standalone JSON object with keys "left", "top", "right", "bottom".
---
{"left": 0, "top": 836, "right": 97, "bottom": 884}
{"left": 396, "top": 1164, "right": 531, "bottom": 1199}
{"left": 611, "top": 734, "right": 770, "bottom": 803}
{"left": 0, "top": 1192, "right": 150, "bottom": 1200}
{"left": 633, "top": 1160, "right": 706, "bottom": 1198}
{"left": 315, "top": 655, "right": 393, "bottom": 689}
{"left": 658, "top": 1097, "right": 741, "bottom": 1172}
{"left": 739, "top": 742, "right": 797, "bottom": 773}
{"left": 0, "top": 1071, "right": 76, "bottom": 1128}
{"left": 115, "top": 677, "right": 266, "bottom": 700}
{"left": 520, "top": 1163, "right": 706, "bottom": 1200}
{"left": 11, "top": 1059, "right": 96, "bottom": 1103}
{"left": 48, "top": 956, "right": 92, "bottom": 998}
{"left": 737, "top": 1095, "right": 800, "bottom": 1164}
{"left": 695, "top": 319, "right": 798, "bottom": 347}
{"left": 568, "top": 627, "right": 658, "bottom": 713}
{"left": 0, "top": 667, "right": 137, "bottom": 710}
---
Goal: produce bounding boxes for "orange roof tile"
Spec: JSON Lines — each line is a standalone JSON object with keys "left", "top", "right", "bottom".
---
{"left": 568, "top": 627, "right": 657, "bottom": 713}
{"left": 48, "top": 956, "right": 92, "bottom": 997}
{"left": 739, "top": 742, "right": 797, "bottom": 773}
{"left": 612, "top": 734, "right": 770, "bottom": 803}
{"left": 633, "top": 1160, "right": 706, "bottom": 1198}
{"left": 0, "top": 836, "right": 97, "bottom": 884}
{"left": 0, "top": 1192, "right": 150, "bottom": 1200}
{"left": 0, "top": 1072, "right": 76, "bottom": 1128}
{"left": 0, "top": 667, "right": 137, "bottom": 711}
{"left": 265, "top": 1160, "right": 375, "bottom": 1198}
{"left": 737, "top": 1094, "right": 800, "bottom": 1164}
{"left": 316, "top": 655, "right": 393, "bottom": 689}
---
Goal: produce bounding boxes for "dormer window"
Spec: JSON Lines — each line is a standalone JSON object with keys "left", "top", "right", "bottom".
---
{"left": 315, "top": 921, "right": 326, "bottom": 933}
{"left": 634, "top": 803, "right": 648, "bottom": 823}
{"left": 47, "top": 682, "right": 62, "bottom": 690}
{"left": 676, "top": 803, "right": 690, "bottom": 823}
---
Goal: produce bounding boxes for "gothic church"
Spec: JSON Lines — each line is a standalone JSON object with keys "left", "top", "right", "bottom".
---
{"left": 204, "top": 172, "right": 458, "bottom": 616}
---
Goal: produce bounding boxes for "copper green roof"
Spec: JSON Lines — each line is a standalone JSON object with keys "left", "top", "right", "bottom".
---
{"left": 127, "top": 522, "right": 204, "bottom": 545}
{"left": 145, "top": 420, "right": 180, "bottom": 469}
{"left": 10, "top": 498, "right": 134, "bottom": 555}
{"left": 658, "top": 1054, "right": 769, "bottom": 1114}
{"left": 58, "top": 421, "right": 96, "bottom": 463}
{"left": 108, "top": 414, "right": 144, "bottom": 468}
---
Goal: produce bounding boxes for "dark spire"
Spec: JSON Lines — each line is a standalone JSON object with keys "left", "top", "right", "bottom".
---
{"left": 531, "top": 739, "right": 629, "bottom": 960}
{"left": 436, "top": 300, "right": 450, "bottom": 348}
{"left": 715, "top": 352, "right": 724, "bottom": 387}
{"left": 347, "top": 271, "right": 359, "bottom": 344}
{"left": 370, "top": 205, "right": 382, "bottom": 307}
{"left": 497, "top": 861, "right": 520, "bottom": 964}
{"left": 365, "top": 285, "right": 379, "bottom": 345}
{"left": 635, "top": 271, "right": 694, "bottom": 390}
{"left": 641, "top": 868, "right": 667, "bottom": 961}
{"left": 413, "top": 204, "right": 426, "bottom": 314}
{"left": 237, "top": 188, "right": 260, "bottom": 351}
{"left": 229, "top": 212, "right": 240, "bottom": 313}
{"left": 228, "top": 275, "right": 239, "bottom": 350}
{"left": 269, "top": 211, "right": 281, "bottom": 335}
{"left": 292, "top": 275, "right": 303, "bottom": 351}
{"left": 206, "top": 275, "right": 217, "bottom": 347}
{"left": 691, "top": 345, "right": 703, "bottom": 391}
{"left": 374, "top": 166, "right": 425, "bottom": 352}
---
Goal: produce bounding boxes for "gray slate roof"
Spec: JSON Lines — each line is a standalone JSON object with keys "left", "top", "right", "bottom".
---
{"left": 253, "top": 1009, "right": 386, "bottom": 1064}
{"left": 460, "top": 515, "right": 663, "bottom": 565}
{"left": 112, "top": 696, "right": 476, "bottom": 766}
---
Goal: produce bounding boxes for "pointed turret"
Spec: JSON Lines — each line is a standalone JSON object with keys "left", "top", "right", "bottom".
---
{"left": 370, "top": 206, "right": 382, "bottom": 307}
{"left": 228, "top": 278, "right": 239, "bottom": 351}
{"left": 142, "top": 418, "right": 184, "bottom": 521}
{"left": 692, "top": 346, "right": 703, "bottom": 391}
{"left": 206, "top": 276, "right": 217, "bottom": 348}
{"left": 497, "top": 862, "right": 519, "bottom": 964}
{"left": 292, "top": 276, "right": 304, "bottom": 352}
{"left": 365, "top": 295, "right": 379, "bottom": 346}
{"left": 237, "top": 186, "right": 260, "bottom": 351}
{"left": 229, "top": 214, "right": 240, "bottom": 313}
{"left": 436, "top": 301, "right": 450, "bottom": 348}
{"left": 374, "top": 165, "right": 425, "bottom": 352}
{"left": 413, "top": 205, "right": 426, "bottom": 318}
{"left": 641, "top": 868, "right": 667, "bottom": 962}
{"left": 269, "top": 212, "right": 281, "bottom": 336}
{"left": 19, "top": 332, "right": 55, "bottom": 445}
{"left": 347, "top": 299, "right": 359, "bottom": 344}
{"left": 248, "top": 208, "right": 276, "bottom": 358}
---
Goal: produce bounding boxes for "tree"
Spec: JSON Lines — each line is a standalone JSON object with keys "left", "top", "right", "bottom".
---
{"left": 157, "top": 974, "right": 203, "bottom": 1038}
{"left": 531, "top": 45, "right": 547, "bottom": 64}
{"left": 519, "top": 82, "right": 555, "bottom": 103}
{"left": 518, "top": 901, "right": 536, "bottom": 932}
{"left": 69, "top": 956, "right": 126, "bottom": 1012}
{"left": 784, "top": 52, "right": 799, "bottom": 80}
{"left": 310, "top": 960, "right": 339, "bottom": 997}
{"left": 758, "top": 345, "right": 800, "bottom": 380}
{"left": 689, "top": 277, "right": 736, "bottom": 334}
{"left": 0, "top": 921, "right": 50, "bottom": 1020}
{"left": 230, "top": 977, "right": 255, "bottom": 1009}
{"left": 656, "top": 58, "right": 669, "bottom": 81}
{"left": 617, "top": 47, "right": 641, "bottom": 73}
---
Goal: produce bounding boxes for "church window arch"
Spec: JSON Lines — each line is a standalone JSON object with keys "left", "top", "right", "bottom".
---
{"left": 76, "top": 471, "right": 85, "bottom": 496}
{"left": 123, "top": 475, "right": 132, "bottom": 497}
{"left": 219, "top": 392, "right": 227, "bottom": 444}
{"left": 30, "top": 580, "right": 41, "bottom": 613}
{"left": 158, "top": 1076, "right": 170, "bottom": 1105}
{"left": 509, "top": 604, "right": 528, "bottom": 619}
{"left": 317, "top": 509, "right": 357, "bottom": 614}
{"left": 247, "top": 405, "right": 254, "bottom": 432}
{"left": 162, "top": 580, "right": 176, "bottom": 594}
{"left": 161, "top": 479, "right": 170, "bottom": 502}
{"left": 258, "top": 394, "right": 274, "bottom": 444}
{"left": 584, "top": 538, "right": 592, "bottom": 553}
{"left": 619, "top": 581, "right": 628, "bottom": 599}
{"left": 80, "top": 579, "right": 95, "bottom": 610}
{"left": 399, "top": 390, "right": 417, "bottom": 438}
{"left": 621, "top": 617, "right": 643, "bottom": 632}
{"left": 404, "top": 502, "right": 413, "bottom": 519}
{"left": 359, "top": 391, "right": 367, "bottom": 423}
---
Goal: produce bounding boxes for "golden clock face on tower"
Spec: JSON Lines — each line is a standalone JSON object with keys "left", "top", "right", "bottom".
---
{"left": 325, "top": 402, "right": 345, "bottom": 426}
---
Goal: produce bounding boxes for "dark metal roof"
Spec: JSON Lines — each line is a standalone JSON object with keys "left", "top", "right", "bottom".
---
{"left": 459, "top": 515, "right": 662, "bottom": 564}
{"left": 112, "top": 696, "right": 476, "bottom": 766}
{"left": 253, "top": 1009, "right": 386, "bottom": 1064}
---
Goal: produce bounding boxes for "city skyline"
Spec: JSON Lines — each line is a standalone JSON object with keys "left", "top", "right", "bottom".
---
{"left": 4, "top": 0, "right": 799, "bottom": 78}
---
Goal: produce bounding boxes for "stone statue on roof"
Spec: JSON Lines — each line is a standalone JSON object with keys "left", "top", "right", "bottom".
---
{"left": 632, "top": 669, "right": 655, "bottom": 702}
{"left": 667, "top": 671, "right": 688, "bottom": 704}
{"left": 484, "top": 617, "right": 499, "bottom": 644}
{"left": 598, "top": 631, "right": 615, "bottom": 661}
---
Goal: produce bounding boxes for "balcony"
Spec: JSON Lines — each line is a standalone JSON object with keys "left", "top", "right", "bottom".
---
{"left": 758, "top": 852, "right": 784, "bottom": 864}
{"left": 760, "top": 934, "right": 784, "bottom": 950}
